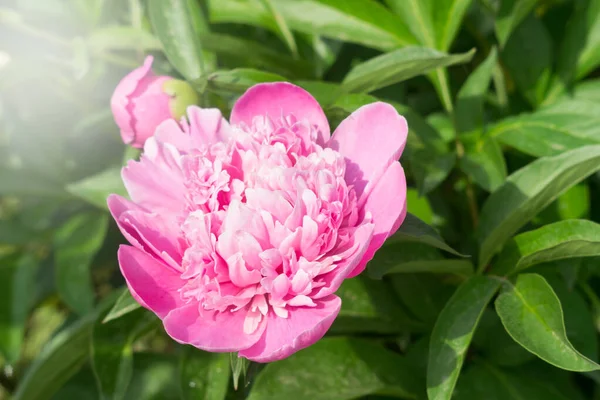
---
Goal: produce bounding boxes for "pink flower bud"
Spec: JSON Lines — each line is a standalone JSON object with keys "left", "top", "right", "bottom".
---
{"left": 110, "top": 56, "right": 199, "bottom": 148}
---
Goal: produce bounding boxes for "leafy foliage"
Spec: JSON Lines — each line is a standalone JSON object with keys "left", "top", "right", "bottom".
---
{"left": 2, "top": 0, "right": 600, "bottom": 399}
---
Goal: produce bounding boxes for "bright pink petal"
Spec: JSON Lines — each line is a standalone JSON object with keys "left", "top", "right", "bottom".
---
{"left": 117, "top": 245, "right": 185, "bottom": 319}
{"left": 230, "top": 82, "right": 330, "bottom": 145}
{"left": 130, "top": 84, "right": 173, "bottom": 148}
{"left": 122, "top": 138, "right": 186, "bottom": 213}
{"left": 110, "top": 56, "right": 154, "bottom": 144}
{"left": 347, "top": 161, "right": 407, "bottom": 278}
{"left": 312, "top": 222, "right": 374, "bottom": 298}
{"left": 108, "top": 194, "right": 183, "bottom": 271}
{"left": 163, "top": 303, "right": 266, "bottom": 352}
{"left": 155, "top": 107, "right": 231, "bottom": 152}
{"left": 328, "top": 102, "right": 408, "bottom": 202}
{"left": 239, "top": 295, "right": 341, "bottom": 362}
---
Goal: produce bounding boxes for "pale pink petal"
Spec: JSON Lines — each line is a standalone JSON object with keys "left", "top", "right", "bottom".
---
{"left": 347, "top": 161, "right": 407, "bottom": 278}
{"left": 122, "top": 139, "right": 186, "bottom": 213}
{"left": 108, "top": 194, "right": 183, "bottom": 271}
{"left": 312, "top": 223, "right": 374, "bottom": 298}
{"left": 155, "top": 107, "right": 231, "bottom": 152}
{"left": 239, "top": 295, "right": 341, "bottom": 362}
{"left": 118, "top": 245, "right": 185, "bottom": 318}
{"left": 230, "top": 82, "right": 330, "bottom": 145}
{"left": 130, "top": 85, "right": 172, "bottom": 148}
{"left": 328, "top": 102, "right": 407, "bottom": 201}
{"left": 163, "top": 303, "right": 266, "bottom": 352}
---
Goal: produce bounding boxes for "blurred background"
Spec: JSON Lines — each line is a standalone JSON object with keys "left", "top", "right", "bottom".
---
{"left": 1, "top": 0, "right": 600, "bottom": 399}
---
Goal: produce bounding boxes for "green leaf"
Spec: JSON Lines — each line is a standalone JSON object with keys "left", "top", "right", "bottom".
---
{"left": 14, "top": 315, "right": 95, "bottom": 400}
{"left": 0, "top": 253, "right": 39, "bottom": 363}
{"left": 259, "top": 0, "right": 298, "bottom": 57}
{"left": 54, "top": 212, "right": 108, "bottom": 315}
{"left": 427, "top": 276, "right": 501, "bottom": 400}
{"left": 502, "top": 15, "right": 553, "bottom": 106}
{"left": 459, "top": 134, "right": 506, "bottom": 192}
{"left": 67, "top": 167, "right": 128, "bottom": 210}
{"left": 392, "top": 213, "right": 466, "bottom": 257}
{"left": 384, "top": 0, "right": 436, "bottom": 47}
{"left": 341, "top": 47, "right": 475, "bottom": 94}
{"left": 124, "top": 354, "right": 179, "bottom": 400}
{"left": 492, "top": 220, "right": 600, "bottom": 276}
{"left": 248, "top": 337, "right": 421, "bottom": 400}
{"left": 495, "top": 0, "right": 539, "bottom": 47}
{"left": 86, "top": 26, "right": 161, "bottom": 53}
{"left": 454, "top": 360, "right": 586, "bottom": 400}
{"left": 477, "top": 145, "right": 600, "bottom": 269}
{"left": 391, "top": 274, "right": 457, "bottom": 326}
{"left": 368, "top": 241, "right": 472, "bottom": 278}
{"left": 202, "top": 69, "right": 286, "bottom": 95}
{"left": 406, "top": 188, "right": 434, "bottom": 224}
{"left": 179, "top": 349, "right": 229, "bottom": 400}
{"left": 495, "top": 273, "right": 600, "bottom": 371}
{"left": 455, "top": 48, "right": 497, "bottom": 134}
{"left": 547, "top": 274, "right": 598, "bottom": 362}
{"left": 489, "top": 98, "right": 600, "bottom": 157}
{"left": 229, "top": 354, "right": 249, "bottom": 391}
{"left": 148, "top": 0, "right": 205, "bottom": 81}
{"left": 332, "top": 275, "right": 425, "bottom": 333}
{"left": 209, "top": 0, "right": 417, "bottom": 51}
{"left": 92, "top": 307, "right": 155, "bottom": 400}
{"left": 473, "top": 310, "right": 535, "bottom": 366}
{"left": 199, "top": 33, "right": 313, "bottom": 79}
{"left": 432, "top": 0, "right": 474, "bottom": 51}
{"left": 102, "top": 289, "right": 142, "bottom": 324}
{"left": 568, "top": 0, "right": 600, "bottom": 80}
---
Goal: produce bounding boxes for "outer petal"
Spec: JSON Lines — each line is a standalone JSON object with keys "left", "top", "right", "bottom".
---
{"left": 110, "top": 56, "right": 154, "bottom": 144}
{"left": 122, "top": 138, "right": 187, "bottom": 213}
{"left": 154, "top": 107, "right": 231, "bottom": 153}
{"left": 347, "top": 161, "right": 407, "bottom": 278}
{"left": 230, "top": 82, "right": 330, "bottom": 145}
{"left": 163, "top": 303, "right": 266, "bottom": 352}
{"left": 118, "top": 245, "right": 185, "bottom": 319}
{"left": 327, "top": 102, "right": 408, "bottom": 202}
{"left": 239, "top": 295, "right": 341, "bottom": 362}
{"left": 130, "top": 81, "right": 173, "bottom": 148}
{"left": 108, "top": 194, "right": 183, "bottom": 271}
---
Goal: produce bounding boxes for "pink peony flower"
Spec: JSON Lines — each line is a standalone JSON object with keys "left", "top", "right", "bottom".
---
{"left": 108, "top": 82, "right": 407, "bottom": 362}
{"left": 110, "top": 56, "right": 199, "bottom": 148}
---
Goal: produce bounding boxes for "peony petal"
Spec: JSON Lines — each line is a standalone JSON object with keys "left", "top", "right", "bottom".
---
{"left": 312, "top": 222, "right": 374, "bottom": 298}
{"left": 122, "top": 138, "right": 186, "bottom": 213}
{"left": 239, "top": 295, "right": 341, "bottom": 362}
{"left": 110, "top": 56, "right": 154, "bottom": 143}
{"left": 155, "top": 107, "right": 231, "bottom": 153}
{"left": 347, "top": 161, "right": 407, "bottom": 278}
{"left": 328, "top": 102, "right": 407, "bottom": 202}
{"left": 130, "top": 87, "right": 173, "bottom": 148}
{"left": 108, "top": 194, "right": 183, "bottom": 271}
{"left": 118, "top": 245, "right": 185, "bottom": 318}
{"left": 230, "top": 82, "right": 330, "bottom": 145}
{"left": 163, "top": 303, "right": 266, "bottom": 352}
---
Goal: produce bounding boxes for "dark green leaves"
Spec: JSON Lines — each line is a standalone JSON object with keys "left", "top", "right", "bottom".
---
{"left": 0, "top": 253, "right": 38, "bottom": 363}
{"left": 478, "top": 145, "right": 600, "bottom": 268}
{"left": 391, "top": 213, "right": 465, "bottom": 257}
{"left": 493, "top": 220, "right": 600, "bottom": 276}
{"left": 209, "top": 0, "right": 417, "bottom": 51}
{"left": 14, "top": 316, "right": 95, "bottom": 400}
{"left": 67, "top": 167, "right": 128, "bottom": 210}
{"left": 103, "top": 289, "right": 141, "bottom": 324}
{"left": 248, "top": 338, "right": 421, "bottom": 400}
{"left": 54, "top": 212, "right": 108, "bottom": 315}
{"left": 496, "top": 274, "right": 600, "bottom": 371}
{"left": 427, "top": 276, "right": 501, "bottom": 400}
{"left": 148, "top": 0, "right": 206, "bottom": 81}
{"left": 341, "top": 47, "right": 475, "bottom": 94}
{"left": 180, "top": 350, "right": 229, "bottom": 400}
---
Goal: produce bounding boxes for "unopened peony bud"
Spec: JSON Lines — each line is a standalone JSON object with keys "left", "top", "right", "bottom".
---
{"left": 110, "top": 56, "right": 199, "bottom": 148}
